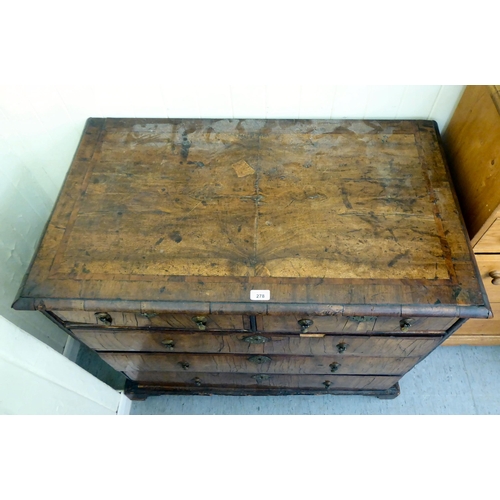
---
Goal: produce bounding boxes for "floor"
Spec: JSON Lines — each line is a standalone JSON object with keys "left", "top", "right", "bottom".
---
{"left": 128, "top": 345, "right": 500, "bottom": 414}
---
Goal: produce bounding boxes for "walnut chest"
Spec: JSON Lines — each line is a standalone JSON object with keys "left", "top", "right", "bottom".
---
{"left": 13, "top": 118, "right": 491, "bottom": 400}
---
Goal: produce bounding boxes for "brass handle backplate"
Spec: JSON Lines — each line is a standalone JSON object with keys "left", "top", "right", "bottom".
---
{"left": 243, "top": 335, "right": 269, "bottom": 344}
{"left": 248, "top": 355, "right": 271, "bottom": 364}
{"left": 348, "top": 315, "right": 376, "bottom": 323}
{"left": 95, "top": 312, "right": 112, "bottom": 326}
{"left": 193, "top": 377, "right": 202, "bottom": 387}
{"left": 179, "top": 361, "right": 190, "bottom": 370}
{"left": 161, "top": 339, "right": 175, "bottom": 350}
{"left": 323, "top": 380, "right": 332, "bottom": 389}
{"left": 400, "top": 319, "right": 414, "bottom": 332}
{"left": 298, "top": 319, "right": 313, "bottom": 333}
{"left": 490, "top": 270, "right": 500, "bottom": 285}
{"left": 192, "top": 316, "right": 207, "bottom": 330}
{"left": 252, "top": 374, "right": 271, "bottom": 382}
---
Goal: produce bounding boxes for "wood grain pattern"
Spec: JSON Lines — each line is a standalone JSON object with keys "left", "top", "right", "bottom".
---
{"left": 13, "top": 118, "right": 488, "bottom": 317}
{"left": 443, "top": 85, "right": 500, "bottom": 242}
{"left": 11, "top": 117, "right": 491, "bottom": 397}
{"left": 124, "top": 372, "right": 400, "bottom": 392}
{"left": 69, "top": 329, "right": 442, "bottom": 357}
{"left": 55, "top": 311, "right": 249, "bottom": 330}
{"left": 99, "top": 351, "right": 422, "bottom": 376}
{"left": 472, "top": 254, "right": 500, "bottom": 302}
{"left": 257, "top": 314, "right": 456, "bottom": 333}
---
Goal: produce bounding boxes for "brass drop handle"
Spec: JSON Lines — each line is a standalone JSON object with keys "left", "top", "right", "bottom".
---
{"left": 192, "top": 316, "right": 207, "bottom": 330}
{"left": 489, "top": 271, "right": 500, "bottom": 285}
{"left": 298, "top": 319, "right": 313, "bottom": 333}
{"left": 400, "top": 319, "right": 413, "bottom": 332}
{"left": 179, "top": 361, "right": 190, "bottom": 370}
{"left": 161, "top": 339, "right": 175, "bottom": 350}
{"left": 329, "top": 362, "right": 341, "bottom": 373}
{"left": 336, "top": 342, "right": 348, "bottom": 353}
{"left": 243, "top": 335, "right": 269, "bottom": 344}
{"left": 193, "top": 377, "right": 202, "bottom": 387}
{"left": 323, "top": 380, "right": 332, "bottom": 389}
{"left": 95, "top": 312, "right": 112, "bottom": 326}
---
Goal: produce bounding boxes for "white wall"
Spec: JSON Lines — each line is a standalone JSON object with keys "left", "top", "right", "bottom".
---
{"left": 0, "top": 315, "right": 121, "bottom": 414}
{"left": 0, "top": 84, "right": 464, "bottom": 413}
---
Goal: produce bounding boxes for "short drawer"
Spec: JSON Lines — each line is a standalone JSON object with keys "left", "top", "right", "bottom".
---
{"left": 53, "top": 310, "right": 249, "bottom": 331}
{"left": 257, "top": 315, "right": 457, "bottom": 334}
{"left": 124, "top": 371, "right": 399, "bottom": 392}
{"left": 99, "top": 352, "right": 420, "bottom": 376}
{"left": 474, "top": 254, "right": 500, "bottom": 302}
{"left": 71, "top": 329, "right": 442, "bottom": 358}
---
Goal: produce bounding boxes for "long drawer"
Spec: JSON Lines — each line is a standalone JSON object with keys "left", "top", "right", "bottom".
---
{"left": 125, "top": 371, "right": 399, "bottom": 391}
{"left": 257, "top": 315, "right": 457, "bottom": 334}
{"left": 98, "top": 352, "right": 420, "bottom": 376}
{"left": 70, "top": 328, "right": 442, "bottom": 357}
{"left": 55, "top": 311, "right": 249, "bottom": 331}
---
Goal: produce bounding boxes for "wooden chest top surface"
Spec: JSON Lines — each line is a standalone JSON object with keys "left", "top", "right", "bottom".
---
{"left": 14, "top": 118, "right": 490, "bottom": 317}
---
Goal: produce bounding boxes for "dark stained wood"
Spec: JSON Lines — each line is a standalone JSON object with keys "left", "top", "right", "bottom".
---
{"left": 70, "top": 329, "right": 442, "bottom": 357}
{"left": 126, "top": 372, "right": 399, "bottom": 399}
{"left": 99, "top": 351, "right": 423, "bottom": 376}
{"left": 124, "top": 372, "right": 400, "bottom": 392}
{"left": 55, "top": 311, "right": 250, "bottom": 331}
{"left": 257, "top": 314, "right": 457, "bottom": 333}
{"left": 12, "top": 118, "right": 491, "bottom": 398}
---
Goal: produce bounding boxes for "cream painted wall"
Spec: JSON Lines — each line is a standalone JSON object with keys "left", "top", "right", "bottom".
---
{"left": 0, "top": 84, "right": 464, "bottom": 413}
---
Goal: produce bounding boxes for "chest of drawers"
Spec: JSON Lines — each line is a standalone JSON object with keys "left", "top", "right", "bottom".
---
{"left": 13, "top": 118, "right": 490, "bottom": 399}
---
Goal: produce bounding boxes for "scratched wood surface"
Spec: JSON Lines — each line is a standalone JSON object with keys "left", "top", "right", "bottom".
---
{"left": 13, "top": 118, "right": 489, "bottom": 316}
{"left": 99, "top": 351, "right": 419, "bottom": 376}
{"left": 70, "top": 329, "right": 442, "bottom": 357}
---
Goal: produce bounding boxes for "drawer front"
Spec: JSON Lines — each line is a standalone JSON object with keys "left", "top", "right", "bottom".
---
{"left": 125, "top": 371, "right": 399, "bottom": 391}
{"left": 451, "top": 302, "right": 500, "bottom": 336}
{"left": 474, "top": 254, "right": 500, "bottom": 302}
{"left": 258, "top": 315, "right": 457, "bottom": 334}
{"left": 99, "top": 352, "right": 419, "bottom": 376}
{"left": 71, "top": 329, "right": 442, "bottom": 358}
{"left": 54, "top": 311, "right": 249, "bottom": 331}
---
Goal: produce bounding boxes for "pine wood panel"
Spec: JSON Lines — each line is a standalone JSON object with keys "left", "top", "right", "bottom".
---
{"left": 474, "top": 219, "right": 500, "bottom": 253}
{"left": 473, "top": 255, "right": 500, "bottom": 302}
{"left": 443, "top": 85, "right": 500, "bottom": 241}
{"left": 13, "top": 118, "right": 489, "bottom": 317}
{"left": 99, "top": 351, "right": 420, "bottom": 376}
{"left": 446, "top": 302, "right": 500, "bottom": 337}
{"left": 70, "top": 329, "right": 442, "bottom": 357}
